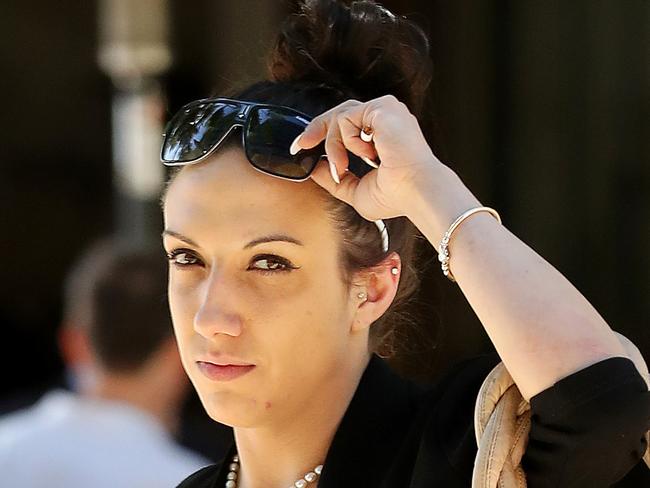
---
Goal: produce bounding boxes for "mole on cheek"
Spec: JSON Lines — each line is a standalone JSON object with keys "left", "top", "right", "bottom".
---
{"left": 265, "top": 401, "right": 272, "bottom": 410}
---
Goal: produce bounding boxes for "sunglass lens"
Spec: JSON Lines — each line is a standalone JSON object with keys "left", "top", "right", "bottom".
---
{"left": 162, "top": 101, "right": 240, "bottom": 163}
{"left": 245, "top": 107, "right": 322, "bottom": 179}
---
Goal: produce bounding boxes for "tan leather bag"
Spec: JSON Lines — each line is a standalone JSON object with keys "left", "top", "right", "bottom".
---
{"left": 472, "top": 333, "right": 650, "bottom": 487}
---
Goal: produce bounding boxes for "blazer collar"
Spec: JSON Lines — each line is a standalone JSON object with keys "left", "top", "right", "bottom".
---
{"left": 318, "top": 354, "right": 423, "bottom": 486}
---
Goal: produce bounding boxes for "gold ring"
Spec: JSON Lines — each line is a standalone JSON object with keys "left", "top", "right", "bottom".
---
{"left": 360, "top": 126, "right": 374, "bottom": 143}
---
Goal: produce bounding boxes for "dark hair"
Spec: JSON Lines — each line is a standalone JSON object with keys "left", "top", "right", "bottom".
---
{"left": 163, "top": 0, "right": 434, "bottom": 358}
{"left": 63, "top": 238, "right": 172, "bottom": 372}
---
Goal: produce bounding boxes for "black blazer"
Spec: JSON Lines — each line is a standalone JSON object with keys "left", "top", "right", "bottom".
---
{"left": 177, "top": 352, "right": 650, "bottom": 487}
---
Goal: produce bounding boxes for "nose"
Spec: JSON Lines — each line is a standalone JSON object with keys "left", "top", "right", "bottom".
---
{"left": 193, "top": 270, "right": 243, "bottom": 339}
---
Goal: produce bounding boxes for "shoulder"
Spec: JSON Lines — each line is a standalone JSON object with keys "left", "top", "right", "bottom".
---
{"left": 0, "top": 390, "right": 73, "bottom": 445}
{"left": 405, "top": 351, "right": 502, "bottom": 485}
{"left": 175, "top": 463, "right": 222, "bottom": 488}
{"left": 421, "top": 350, "right": 502, "bottom": 409}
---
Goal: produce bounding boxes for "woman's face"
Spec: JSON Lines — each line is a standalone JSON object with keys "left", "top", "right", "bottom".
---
{"left": 163, "top": 146, "right": 368, "bottom": 427}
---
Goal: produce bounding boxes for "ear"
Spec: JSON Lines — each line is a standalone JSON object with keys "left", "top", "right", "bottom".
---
{"left": 146, "top": 337, "right": 187, "bottom": 378}
{"left": 57, "top": 321, "right": 94, "bottom": 368}
{"left": 350, "top": 252, "right": 402, "bottom": 333}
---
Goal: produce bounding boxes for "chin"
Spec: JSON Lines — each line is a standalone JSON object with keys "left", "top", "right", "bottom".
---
{"left": 198, "top": 389, "right": 267, "bottom": 428}
{"left": 206, "top": 409, "right": 258, "bottom": 428}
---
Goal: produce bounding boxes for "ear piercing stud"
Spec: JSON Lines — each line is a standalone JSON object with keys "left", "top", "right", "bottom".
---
{"left": 357, "top": 268, "right": 398, "bottom": 302}
{"left": 357, "top": 268, "right": 398, "bottom": 301}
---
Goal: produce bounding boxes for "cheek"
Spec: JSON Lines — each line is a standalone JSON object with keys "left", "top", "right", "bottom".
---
{"left": 167, "top": 277, "right": 191, "bottom": 326}
{"left": 167, "top": 276, "right": 198, "bottom": 356}
{"left": 167, "top": 267, "right": 346, "bottom": 357}
{"left": 262, "top": 282, "right": 349, "bottom": 365}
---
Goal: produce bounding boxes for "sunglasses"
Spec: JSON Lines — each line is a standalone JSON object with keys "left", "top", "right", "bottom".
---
{"left": 160, "top": 97, "right": 389, "bottom": 251}
{"left": 160, "top": 97, "right": 379, "bottom": 181}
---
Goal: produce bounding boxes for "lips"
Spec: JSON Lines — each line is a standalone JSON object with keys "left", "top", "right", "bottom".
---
{"left": 195, "top": 353, "right": 256, "bottom": 381}
{"left": 197, "top": 354, "right": 255, "bottom": 367}
{"left": 196, "top": 361, "right": 256, "bottom": 381}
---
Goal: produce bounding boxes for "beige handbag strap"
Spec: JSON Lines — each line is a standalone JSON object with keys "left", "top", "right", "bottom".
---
{"left": 472, "top": 343, "right": 650, "bottom": 488}
{"left": 472, "top": 362, "right": 531, "bottom": 487}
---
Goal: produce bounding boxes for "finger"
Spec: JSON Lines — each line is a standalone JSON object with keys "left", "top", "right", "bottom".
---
{"left": 292, "top": 100, "right": 362, "bottom": 152}
{"left": 324, "top": 119, "right": 349, "bottom": 180}
{"left": 308, "top": 158, "right": 336, "bottom": 192}
{"left": 339, "top": 109, "right": 379, "bottom": 162}
{"left": 309, "top": 157, "right": 360, "bottom": 207}
{"left": 294, "top": 117, "right": 327, "bottom": 151}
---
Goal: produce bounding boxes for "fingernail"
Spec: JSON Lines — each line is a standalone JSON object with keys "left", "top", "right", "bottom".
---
{"left": 361, "top": 156, "right": 379, "bottom": 169}
{"left": 289, "top": 134, "right": 303, "bottom": 155}
{"left": 328, "top": 160, "right": 341, "bottom": 184}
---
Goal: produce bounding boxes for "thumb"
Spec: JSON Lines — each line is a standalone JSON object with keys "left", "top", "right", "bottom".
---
{"left": 308, "top": 158, "right": 359, "bottom": 207}
{"left": 309, "top": 158, "right": 336, "bottom": 192}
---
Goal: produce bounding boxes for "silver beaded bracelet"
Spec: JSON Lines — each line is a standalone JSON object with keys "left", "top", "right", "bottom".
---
{"left": 438, "top": 206, "right": 502, "bottom": 282}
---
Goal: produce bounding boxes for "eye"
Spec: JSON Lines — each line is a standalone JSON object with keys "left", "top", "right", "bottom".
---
{"left": 166, "top": 249, "right": 203, "bottom": 268}
{"left": 249, "top": 254, "right": 299, "bottom": 276}
{"left": 166, "top": 250, "right": 298, "bottom": 276}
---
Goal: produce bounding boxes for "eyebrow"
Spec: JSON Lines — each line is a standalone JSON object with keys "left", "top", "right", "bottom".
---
{"left": 161, "top": 230, "right": 304, "bottom": 249}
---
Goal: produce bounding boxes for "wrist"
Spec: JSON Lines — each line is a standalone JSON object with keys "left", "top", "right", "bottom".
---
{"left": 405, "top": 163, "right": 484, "bottom": 250}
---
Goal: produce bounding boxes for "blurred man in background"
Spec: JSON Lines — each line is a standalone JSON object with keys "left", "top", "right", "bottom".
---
{"left": 0, "top": 238, "right": 210, "bottom": 486}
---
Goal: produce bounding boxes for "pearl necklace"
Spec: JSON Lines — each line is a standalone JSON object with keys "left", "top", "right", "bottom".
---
{"left": 225, "top": 453, "right": 324, "bottom": 488}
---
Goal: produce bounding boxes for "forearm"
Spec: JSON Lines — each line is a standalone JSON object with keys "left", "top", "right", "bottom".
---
{"left": 407, "top": 163, "right": 630, "bottom": 401}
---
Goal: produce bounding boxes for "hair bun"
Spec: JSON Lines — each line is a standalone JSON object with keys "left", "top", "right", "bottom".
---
{"left": 268, "top": 0, "right": 433, "bottom": 117}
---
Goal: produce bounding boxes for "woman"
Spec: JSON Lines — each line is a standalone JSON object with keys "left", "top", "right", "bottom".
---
{"left": 160, "top": 1, "right": 650, "bottom": 486}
